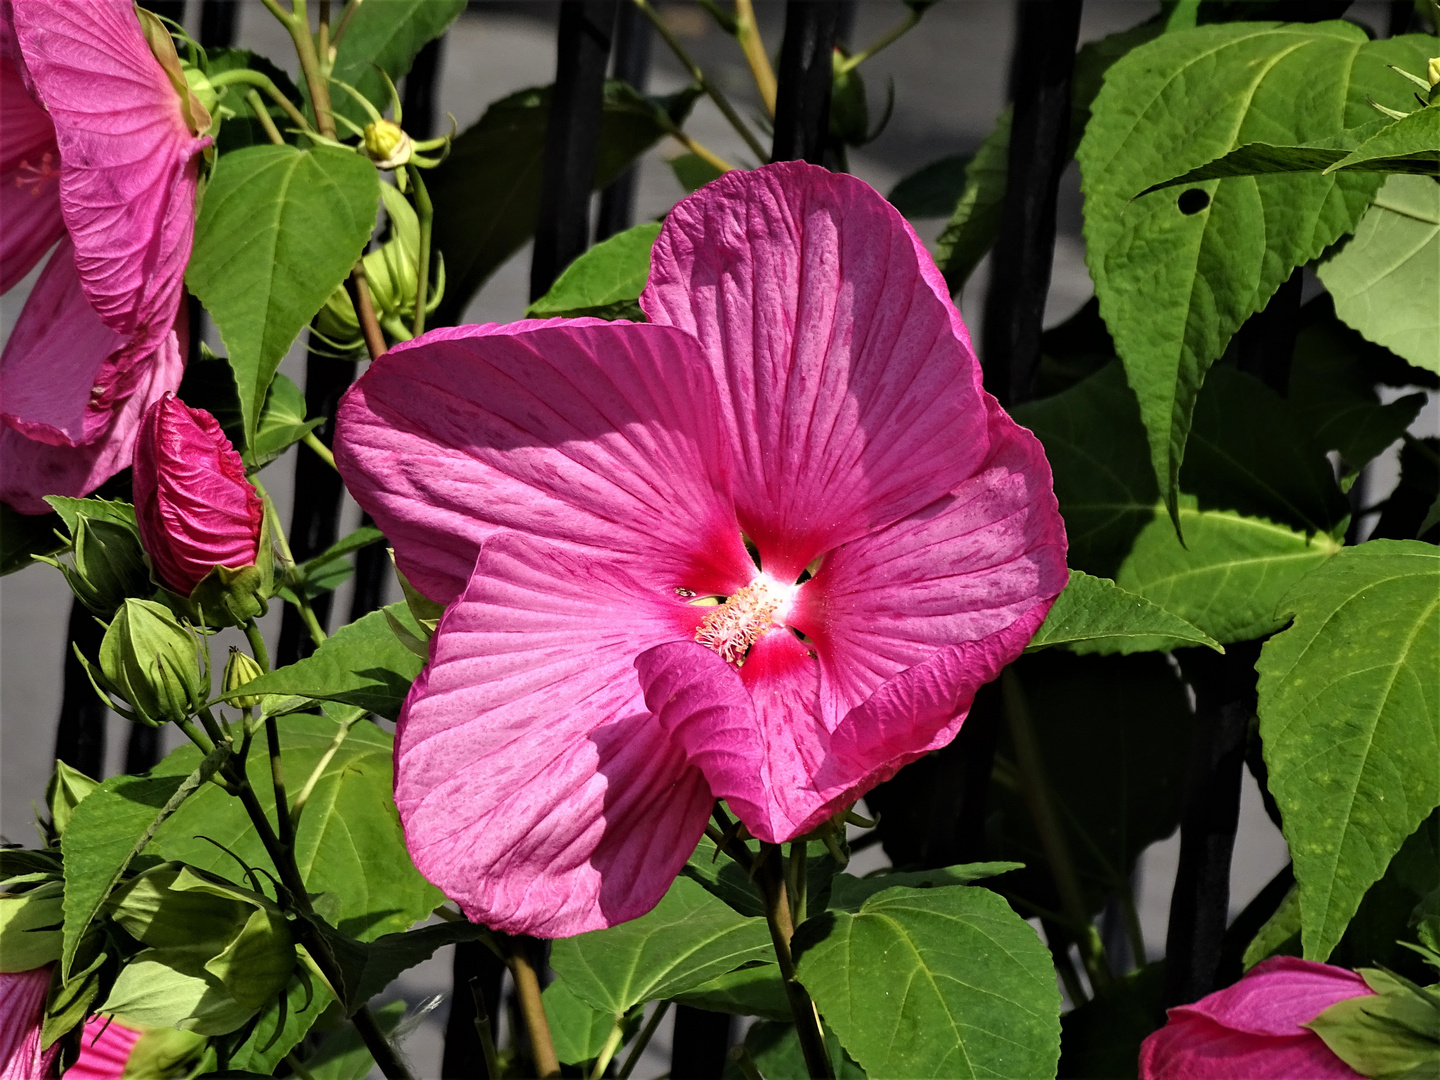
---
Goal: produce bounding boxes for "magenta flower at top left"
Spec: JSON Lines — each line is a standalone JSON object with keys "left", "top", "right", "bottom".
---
{"left": 0, "top": 0, "right": 208, "bottom": 512}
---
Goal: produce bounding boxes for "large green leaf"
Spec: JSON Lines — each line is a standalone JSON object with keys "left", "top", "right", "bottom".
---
{"left": 1015, "top": 363, "right": 1346, "bottom": 643}
{"left": 526, "top": 222, "right": 660, "bottom": 319}
{"left": 1319, "top": 173, "right": 1440, "bottom": 374}
{"left": 671, "top": 963, "right": 790, "bottom": 1020}
{"left": 154, "top": 716, "right": 439, "bottom": 941}
{"left": 227, "top": 605, "right": 423, "bottom": 720}
{"left": 543, "top": 979, "right": 624, "bottom": 1066}
{"left": 887, "top": 153, "right": 971, "bottom": 219}
{"left": 794, "top": 886, "right": 1061, "bottom": 1079}
{"left": 550, "top": 875, "right": 771, "bottom": 1015}
{"left": 1078, "top": 24, "right": 1432, "bottom": 521}
{"left": 187, "top": 144, "right": 379, "bottom": 443}
{"left": 430, "top": 82, "right": 696, "bottom": 325}
{"left": 324, "top": 0, "right": 465, "bottom": 127}
{"left": 1257, "top": 540, "right": 1440, "bottom": 960}
{"left": 728, "top": 1020, "right": 866, "bottom": 1080}
{"left": 1027, "top": 569, "right": 1222, "bottom": 655}
{"left": 60, "top": 747, "right": 227, "bottom": 976}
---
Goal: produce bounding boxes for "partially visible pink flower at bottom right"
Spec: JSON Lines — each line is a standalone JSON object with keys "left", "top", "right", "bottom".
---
{"left": 1140, "top": 957, "right": 1374, "bottom": 1079}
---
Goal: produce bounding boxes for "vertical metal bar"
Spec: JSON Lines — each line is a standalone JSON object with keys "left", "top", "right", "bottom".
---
{"left": 1163, "top": 641, "right": 1262, "bottom": 1007}
{"left": 671, "top": 1006, "right": 734, "bottom": 1080}
{"left": 442, "top": 941, "right": 507, "bottom": 1080}
{"left": 53, "top": 601, "right": 107, "bottom": 780}
{"left": 146, "top": 0, "right": 187, "bottom": 26}
{"left": 275, "top": 353, "right": 353, "bottom": 666}
{"left": 199, "top": 0, "right": 238, "bottom": 47}
{"left": 530, "top": 0, "right": 618, "bottom": 301}
{"left": 980, "top": 0, "right": 1084, "bottom": 408}
{"left": 403, "top": 35, "right": 444, "bottom": 141}
{"left": 770, "top": 1, "right": 839, "bottom": 164}
{"left": 596, "top": 1, "right": 652, "bottom": 241}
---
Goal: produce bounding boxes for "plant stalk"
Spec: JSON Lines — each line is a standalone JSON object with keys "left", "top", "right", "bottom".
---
{"left": 757, "top": 844, "right": 833, "bottom": 1080}
{"left": 346, "top": 266, "right": 388, "bottom": 361}
{"left": 406, "top": 163, "right": 433, "bottom": 338}
{"left": 617, "top": 1001, "right": 670, "bottom": 1080}
{"left": 734, "top": 0, "right": 777, "bottom": 114}
{"left": 506, "top": 937, "right": 560, "bottom": 1078}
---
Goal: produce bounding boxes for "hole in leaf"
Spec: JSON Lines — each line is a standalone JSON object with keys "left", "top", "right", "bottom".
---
{"left": 1178, "top": 188, "right": 1210, "bottom": 215}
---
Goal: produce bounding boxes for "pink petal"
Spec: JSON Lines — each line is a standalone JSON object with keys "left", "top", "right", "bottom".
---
{"left": 1138, "top": 1012, "right": 1362, "bottom": 1080}
{"left": 10, "top": 0, "right": 204, "bottom": 348}
{"left": 0, "top": 237, "right": 127, "bottom": 445}
{"left": 0, "top": 329, "right": 183, "bottom": 513}
{"left": 0, "top": 967, "right": 60, "bottom": 1080}
{"left": 1175, "top": 957, "right": 1374, "bottom": 1039}
{"left": 335, "top": 319, "right": 748, "bottom": 605}
{"left": 642, "top": 623, "right": 1039, "bottom": 843}
{"left": 794, "top": 399, "right": 1067, "bottom": 725}
{"left": 395, "top": 533, "right": 714, "bottom": 936}
{"left": 0, "top": 32, "right": 63, "bottom": 294}
{"left": 641, "top": 161, "right": 993, "bottom": 580}
{"left": 65, "top": 1016, "right": 143, "bottom": 1080}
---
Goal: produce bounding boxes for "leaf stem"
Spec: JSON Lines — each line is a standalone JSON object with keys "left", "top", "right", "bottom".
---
{"left": 297, "top": 597, "right": 328, "bottom": 648}
{"left": 177, "top": 716, "right": 215, "bottom": 755}
{"left": 245, "top": 89, "right": 287, "bottom": 145}
{"left": 285, "top": 0, "right": 337, "bottom": 139}
{"left": 587, "top": 1015, "right": 626, "bottom": 1080}
{"left": 243, "top": 619, "right": 271, "bottom": 673}
{"left": 406, "top": 163, "right": 433, "bottom": 338}
{"left": 629, "top": 0, "right": 769, "bottom": 162}
{"left": 1002, "top": 668, "right": 1113, "bottom": 990}
{"left": 733, "top": 0, "right": 777, "bottom": 115}
{"left": 504, "top": 937, "right": 560, "bottom": 1078}
{"left": 345, "top": 265, "right": 388, "bottom": 361}
{"left": 264, "top": 714, "right": 295, "bottom": 851}
{"left": 835, "top": 10, "right": 922, "bottom": 75}
{"left": 617, "top": 1001, "right": 670, "bottom": 1080}
{"left": 211, "top": 68, "right": 312, "bottom": 132}
{"left": 757, "top": 843, "right": 834, "bottom": 1080}
{"left": 291, "top": 716, "right": 357, "bottom": 825}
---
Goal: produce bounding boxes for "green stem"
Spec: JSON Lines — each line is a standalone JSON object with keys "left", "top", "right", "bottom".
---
{"left": 211, "top": 68, "right": 311, "bottom": 132}
{"left": 1002, "top": 669, "right": 1113, "bottom": 990}
{"left": 245, "top": 90, "right": 286, "bottom": 145}
{"left": 297, "top": 597, "right": 328, "bottom": 647}
{"left": 176, "top": 716, "right": 215, "bottom": 754}
{"left": 587, "top": 1016, "right": 626, "bottom": 1080}
{"left": 469, "top": 977, "right": 502, "bottom": 1080}
{"left": 835, "top": 11, "right": 921, "bottom": 75}
{"left": 505, "top": 938, "right": 560, "bottom": 1078}
{"left": 630, "top": 0, "right": 769, "bottom": 162}
{"left": 787, "top": 841, "right": 807, "bottom": 925}
{"left": 346, "top": 266, "right": 389, "bottom": 362}
{"left": 406, "top": 164, "right": 433, "bottom": 338}
{"left": 734, "top": 0, "right": 777, "bottom": 115}
{"left": 291, "top": 716, "right": 358, "bottom": 825}
{"left": 757, "top": 844, "right": 834, "bottom": 1080}
{"left": 265, "top": 715, "right": 295, "bottom": 850}
{"left": 285, "top": 0, "right": 337, "bottom": 139}
{"left": 301, "top": 431, "right": 337, "bottom": 471}
{"left": 284, "top": 1052, "right": 318, "bottom": 1080}
{"left": 197, "top": 707, "right": 230, "bottom": 750}
{"left": 616, "top": 1002, "right": 670, "bottom": 1080}
{"left": 243, "top": 619, "right": 271, "bottom": 673}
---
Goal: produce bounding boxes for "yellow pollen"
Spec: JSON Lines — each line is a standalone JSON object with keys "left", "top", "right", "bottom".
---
{"left": 694, "top": 577, "right": 793, "bottom": 665}
{"left": 14, "top": 152, "right": 58, "bottom": 196}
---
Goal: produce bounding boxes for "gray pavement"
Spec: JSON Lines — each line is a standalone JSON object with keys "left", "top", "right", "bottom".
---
{"left": 1, "top": 3, "right": 1425, "bottom": 1076}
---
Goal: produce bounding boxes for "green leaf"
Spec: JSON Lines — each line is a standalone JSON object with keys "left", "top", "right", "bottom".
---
{"left": 1027, "top": 569, "right": 1222, "bottom": 655}
{"left": 430, "top": 82, "right": 696, "bottom": 325}
{"left": 101, "top": 950, "right": 256, "bottom": 1035}
{"left": 154, "top": 716, "right": 439, "bottom": 941}
{"left": 187, "top": 144, "right": 379, "bottom": 443}
{"left": 727, "top": 1020, "right": 866, "bottom": 1080}
{"left": 207, "top": 48, "right": 306, "bottom": 155}
{"left": 526, "top": 222, "right": 661, "bottom": 318}
{"left": 1291, "top": 302, "right": 1428, "bottom": 474}
{"left": 934, "top": 107, "right": 1008, "bottom": 293}
{"left": 280, "top": 526, "right": 386, "bottom": 605}
{"left": 794, "top": 886, "right": 1061, "bottom": 1079}
{"left": 227, "top": 605, "right": 423, "bottom": 719}
{"left": 1258, "top": 540, "right": 1440, "bottom": 960}
{"left": 1329, "top": 106, "right": 1440, "bottom": 176}
{"left": 826, "top": 864, "right": 1022, "bottom": 913}
{"left": 544, "top": 979, "right": 623, "bottom": 1066}
{"left": 669, "top": 151, "right": 725, "bottom": 195}
{"left": 300, "top": 998, "right": 404, "bottom": 1080}
{"left": 887, "top": 153, "right": 971, "bottom": 219}
{"left": 1243, "top": 885, "right": 1301, "bottom": 970}
{"left": 550, "top": 875, "right": 772, "bottom": 1015}
{"left": 251, "top": 373, "right": 321, "bottom": 469}
{"left": 680, "top": 834, "right": 765, "bottom": 919}
{"left": 227, "top": 974, "right": 336, "bottom": 1076}
{"left": 671, "top": 962, "right": 790, "bottom": 1020}
{"left": 323, "top": 0, "right": 466, "bottom": 127}
{"left": 1077, "top": 24, "right": 1432, "bottom": 521}
{"left": 43, "top": 496, "right": 137, "bottom": 538}
{"left": 1319, "top": 173, "right": 1440, "bottom": 375}
{"left": 1309, "top": 968, "right": 1440, "bottom": 1080}
{"left": 1015, "top": 363, "right": 1345, "bottom": 644}
{"left": 0, "top": 881, "right": 63, "bottom": 972}
{"left": 305, "top": 918, "right": 493, "bottom": 1013}
{"left": 1331, "top": 809, "right": 1440, "bottom": 982}
{"left": 60, "top": 746, "right": 227, "bottom": 977}
{"left": 1137, "top": 127, "right": 1382, "bottom": 190}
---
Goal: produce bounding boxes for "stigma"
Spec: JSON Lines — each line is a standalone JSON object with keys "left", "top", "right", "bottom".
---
{"left": 694, "top": 574, "right": 797, "bottom": 665}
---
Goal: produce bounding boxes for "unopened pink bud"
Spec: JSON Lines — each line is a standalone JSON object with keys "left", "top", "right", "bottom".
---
{"left": 133, "top": 393, "right": 262, "bottom": 596}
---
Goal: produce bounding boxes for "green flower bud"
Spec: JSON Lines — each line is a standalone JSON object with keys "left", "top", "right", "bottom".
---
{"left": 1429, "top": 56, "right": 1439, "bottom": 88}
{"left": 221, "top": 647, "right": 265, "bottom": 709}
{"left": 124, "top": 1028, "right": 211, "bottom": 1079}
{"left": 97, "top": 600, "right": 206, "bottom": 727}
{"left": 47, "top": 515, "right": 151, "bottom": 619}
{"left": 363, "top": 118, "right": 412, "bottom": 169}
{"left": 829, "top": 55, "right": 870, "bottom": 147}
{"left": 45, "top": 760, "right": 99, "bottom": 841}
{"left": 183, "top": 65, "right": 220, "bottom": 117}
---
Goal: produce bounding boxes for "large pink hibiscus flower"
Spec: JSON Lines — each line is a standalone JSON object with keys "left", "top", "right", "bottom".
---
{"left": 0, "top": 0, "right": 206, "bottom": 512}
{"left": 335, "top": 162, "right": 1068, "bottom": 937}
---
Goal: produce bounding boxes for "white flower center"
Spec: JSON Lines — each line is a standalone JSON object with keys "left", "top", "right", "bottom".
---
{"left": 693, "top": 574, "right": 797, "bottom": 665}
